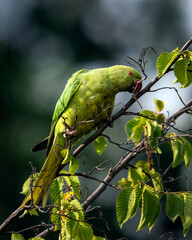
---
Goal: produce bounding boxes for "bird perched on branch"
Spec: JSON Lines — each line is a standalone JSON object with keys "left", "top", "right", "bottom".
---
{"left": 21, "top": 65, "right": 142, "bottom": 208}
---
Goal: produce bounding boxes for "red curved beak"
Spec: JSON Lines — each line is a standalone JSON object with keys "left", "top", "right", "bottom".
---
{"left": 128, "top": 80, "right": 142, "bottom": 93}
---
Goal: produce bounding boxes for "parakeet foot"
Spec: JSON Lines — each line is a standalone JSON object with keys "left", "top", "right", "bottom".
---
{"left": 107, "top": 116, "right": 114, "bottom": 128}
{"left": 64, "top": 129, "right": 77, "bottom": 137}
{"left": 62, "top": 119, "right": 73, "bottom": 131}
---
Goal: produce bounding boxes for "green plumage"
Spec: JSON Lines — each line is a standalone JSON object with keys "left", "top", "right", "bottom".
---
{"left": 21, "top": 65, "right": 142, "bottom": 208}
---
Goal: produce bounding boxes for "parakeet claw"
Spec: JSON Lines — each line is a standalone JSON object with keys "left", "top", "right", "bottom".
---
{"left": 64, "top": 129, "right": 77, "bottom": 138}
{"left": 62, "top": 119, "right": 73, "bottom": 131}
{"left": 107, "top": 116, "right": 114, "bottom": 128}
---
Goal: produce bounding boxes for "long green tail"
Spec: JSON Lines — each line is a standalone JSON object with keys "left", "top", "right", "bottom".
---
{"left": 21, "top": 135, "right": 66, "bottom": 208}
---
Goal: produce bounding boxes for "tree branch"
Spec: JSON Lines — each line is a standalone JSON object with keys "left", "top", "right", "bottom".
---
{"left": 31, "top": 37, "right": 192, "bottom": 238}
{"left": 0, "top": 37, "right": 191, "bottom": 238}
{"left": 0, "top": 206, "right": 27, "bottom": 234}
{"left": 72, "top": 37, "right": 192, "bottom": 158}
{"left": 166, "top": 99, "right": 192, "bottom": 125}
{"left": 82, "top": 100, "right": 192, "bottom": 210}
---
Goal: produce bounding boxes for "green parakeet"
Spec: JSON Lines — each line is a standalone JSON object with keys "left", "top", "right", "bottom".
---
{"left": 21, "top": 65, "right": 142, "bottom": 208}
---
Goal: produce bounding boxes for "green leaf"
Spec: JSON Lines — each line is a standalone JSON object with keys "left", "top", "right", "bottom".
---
{"left": 11, "top": 233, "right": 25, "bottom": 240}
{"left": 150, "top": 173, "right": 163, "bottom": 198}
{"left": 59, "top": 220, "right": 67, "bottom": 240}
{"left": 94, "top": 136, "right": 107, "bottom": 155}
{"left": 59, "top": 199, "right": 85, "bottom": 239}
{"left": 155, "top": 112, "right": 166, "bottom": 122}
{"left": 65, "top": 207, "right": 92, "bottom": 240}
{"left": 167, "top": 133, "right": 192, "bottom": 168}
{"left": 128, "top": 162, "right": 149, "bottom": 186}
{"left": 154, "top": 98, "right": 165, "bottom": 112}
{"left": 145, "top": 120, "right": 156, "bottom": 138}
{"left": 132, "top": 124, "right": 144, "bottom": 143}
{"left": 65, "top": 212, "right": 77, "bottom": 238}
{"left": 60, "top": 149, "right": 69, "bottom": 164}
{"left": 69, "top": 156, "right": 79, "bottom": 175}
{"left": 182, "top": 192, "right": 192, "bottom": 237}
{"left": 129, "top": 184, "right": 143, "bottom": 218}
{"left": 73, "top": 222, "right": 93, "bottom": 240}
{"left": 156, "top": 48, "right": 180, "bottom": 77}
{"left": 125, "top": 110, "right": 165, "bottom": 148}
{"left": 19, "top": 210, "right": 29, "bottom": 219}
{"left": 125, "top": 119, "right": 140, "bottom": 140}
{"left": 137, "top": 185, "right": 161, "bottom": 231}
{"left": 172, "top": 138, "right": 183, "bottom": 168}
{"left": 174, "top": 58, "right": 189, "bottom": 87}
{"left": 116, "top": 187, "right": 134, "bottom": 228}
{"left": 174, "top": 54, "right": 192, "bottom": 88}
{"left": 167, "top": 133, "right": 183, "bottom": 168}
{"left": 50, "top": 177, "right": 64, "bottom": 230}
{"left": 70, "top": 199, "right": 84, "bottom": 221}
{"left": 92, "top": 236, "right": 105, "bottom": 240}
{"left": 148, "top": 203, "right": 161, "bottom": 231}
{"left": 146, "top": 120, "right": 162, "bottom": 150}
{"left": 29, "top": 209, "right": 39, "bottom": 216}
{"left": 183, "top": 139, "right": 192, "bottom": 168}
{"left": 21, "top": 173, "right": 38, "bottom": 196}
{"left": 62, "top": 171, "right": 81, "bottom": 199}
{"left": 186, "top": 61, "right": 192, "bottom": 87}
{"left": 132, "top": 117, "right": 147, "bottom": 144}
{"left": 130, "top": 161, "right": 163, "bottom": 196}
{"left": 50, "top": 176, "right": 64, "bottom": 203}
{"left": 117, "top": 178, "right": 132, "bottom": 189}
{"left": 137, "top": 110, "right": 154, "bottom": 118}
{"left": 166, "top": 192, "right": 184, "bottom": 223}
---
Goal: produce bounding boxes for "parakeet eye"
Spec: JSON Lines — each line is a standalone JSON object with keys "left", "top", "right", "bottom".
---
{"left": 128, "top": 71, "right": 134, "bottom": 77}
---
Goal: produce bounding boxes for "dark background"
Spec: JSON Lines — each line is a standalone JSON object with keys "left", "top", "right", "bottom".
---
{"left": 0, "top": 0, "right": 192, "bottom": 239}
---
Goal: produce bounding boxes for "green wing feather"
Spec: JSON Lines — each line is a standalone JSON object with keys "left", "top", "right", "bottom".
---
{"left": 52, "top": 69, "right": 88, "bottom": 126}
{"left": 32, "top": 69, "right": 89, "bottom": 153}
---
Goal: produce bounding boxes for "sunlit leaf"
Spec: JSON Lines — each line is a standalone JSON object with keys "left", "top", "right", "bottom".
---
{"left": 174, "top": 58, "right": 188, "bottom": 87}
{"left": 129, "top": 184, "right": 143, "bottom": 218}
{"left": 125, "top": 119, "right": 140, "bottom": 140}
{"left": 154, "top": 98, "right": 165, "bottom": 112}
{"left": 137, "top": 185, "right": 161, "bottom": 231}
{"left": 117, "top": 178, "right": 132, "bottom": 189}
{"left": 167, "top": 133, "right": 192, "bottom": 168}
{"left": 183, "top": 138, "right": 192, "bottom": 168}
{"left": 155, "top": 113, "right": 166, "bottom": 122}
{"left": 29, "top": 209, "right": 39, "bottom": 216}
{"left": 61, "top": 171, "right": 81, "bottom": 199}
{"left": 182, "top": 192, "right": 192, "bottom": 237}
{"left": 128, "top": 165, "right": 149, "bottom": 186}
{"left": 166, "top": 192, "right": 184, "bottom": 223}
{"left": 156, "top": 48, "right": 180, "bottom": 77}
{"left": 148, "top": 202, "right": 161, "bottom": 231}
{"left": 116, "top": 187, "right": 134, "bottom": 228}
{"left": 94, "top": 136, "right": 107, "bottom": 155}
{"left": 166, "top": 191, "right": 192, "bottom": 236}
{"left": 69, "top": 156, "right": 79, "bottom": 175}
{"left": 61, "top": 149, "right": 69, "bottom": 164}
{"left": 11, "top": 233, "right": 25, "bottom": 240}
{"left": 50, "top": 177, "right": 64, "bottom": 230}
{"left": 69, "top": 199, "right": 84, "bottom": 221}
{"left": 21, "top": 173, "right": 38, "bottom": 196}
{"left": 92, "top": 235, "right": 105, "bottom": 240}
{"left": 72, "top": 221, "right": 93, "bottom": 240}
{"left": 185, "top": 61, "right": 192, "bottom": 87}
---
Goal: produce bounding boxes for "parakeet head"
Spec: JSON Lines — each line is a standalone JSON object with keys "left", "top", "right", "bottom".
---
{"left": 110, "top": 65, "right": 142, "bottom": 94}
